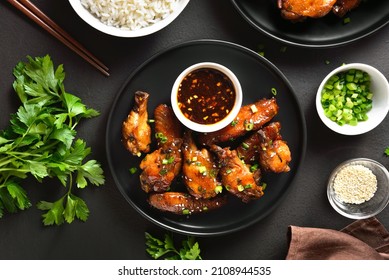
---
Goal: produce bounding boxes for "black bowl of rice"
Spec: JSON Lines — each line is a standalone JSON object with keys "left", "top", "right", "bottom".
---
{"left": 69, "top": 0, "right": 190, "bottom": 37}
{"left": 327, "top": 158, "right": 389, "bottom": 219}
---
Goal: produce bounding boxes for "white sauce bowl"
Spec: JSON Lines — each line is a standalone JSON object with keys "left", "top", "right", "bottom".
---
{"left": 171, "top": 62, "right": 243, "bottom": 133}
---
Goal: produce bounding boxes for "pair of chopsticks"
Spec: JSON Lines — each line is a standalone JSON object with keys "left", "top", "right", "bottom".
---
{"left": 7, "top": 0, "right": 109, "bottom": 76}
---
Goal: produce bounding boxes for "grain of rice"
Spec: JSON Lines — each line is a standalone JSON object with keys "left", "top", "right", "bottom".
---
{"left": 333, "top": 164, "right": 377, "bottom": 204}
{"left": 80, "top": 0, "right": 180, "bottom": 31}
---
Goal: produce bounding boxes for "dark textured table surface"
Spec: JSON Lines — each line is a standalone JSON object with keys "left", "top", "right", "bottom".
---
{"left": 1, "top": 0, "right": 389, "bottom": 260}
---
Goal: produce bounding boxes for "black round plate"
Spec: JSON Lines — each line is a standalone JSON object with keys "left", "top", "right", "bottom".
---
{"left": 106, "top": 40, "right": 306, "bottom": 236}
{"left": 231, "top": 0, "right": 389, "bottom": 48}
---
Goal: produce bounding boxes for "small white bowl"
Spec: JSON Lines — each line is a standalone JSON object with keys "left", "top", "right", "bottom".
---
{"left": 327, "top": 158, "right": 389, "bottom": 219}
{"left": 171, "top": 62, "right": 243, "bottom": 133}
{"left": 316, "top": 63, "right": 389, "bottom": 135}
{"left": 68, "top": 0, "right": 189, "bottom": 37}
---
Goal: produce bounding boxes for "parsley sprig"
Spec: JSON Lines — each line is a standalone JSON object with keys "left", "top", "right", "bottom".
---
{"left": 0, "top": 55, "right": 105, "bottom": 225}
{"left": 145, "top": 232, "right": 202, "bottom": 260}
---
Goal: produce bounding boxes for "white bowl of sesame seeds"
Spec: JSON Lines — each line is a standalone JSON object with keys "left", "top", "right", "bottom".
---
{"left": 327, "top": 158, "right": 389, "bottom": 219}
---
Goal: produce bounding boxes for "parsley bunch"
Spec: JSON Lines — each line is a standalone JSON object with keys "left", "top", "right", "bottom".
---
{"left": 145, "top": 232, "right": 202, "bottom": 260}
{"left": 0, "top": 55, "right": 104, "bottom": 225}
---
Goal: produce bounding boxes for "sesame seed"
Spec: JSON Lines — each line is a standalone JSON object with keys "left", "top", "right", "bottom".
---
{"left": 333, "top": 164, "right": 377, "bottom": 204}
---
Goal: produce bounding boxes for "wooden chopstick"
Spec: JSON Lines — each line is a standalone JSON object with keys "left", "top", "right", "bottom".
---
{"left": 7, "top": 0, "right": 110, "bottom": 76}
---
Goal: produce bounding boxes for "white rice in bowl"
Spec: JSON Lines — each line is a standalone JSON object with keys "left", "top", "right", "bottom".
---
{"left": 80, "top": 0, "right": 180, "bottom": 31}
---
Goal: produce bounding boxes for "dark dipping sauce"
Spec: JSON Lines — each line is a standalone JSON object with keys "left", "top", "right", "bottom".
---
{"left": 177, "top": 68, "right": 236, "bottom": 125}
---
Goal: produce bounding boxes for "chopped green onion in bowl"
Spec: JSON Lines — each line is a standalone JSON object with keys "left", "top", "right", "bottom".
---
{"left": 320, "top": 69, "right": 373, "bottom": 126}
{"left": 316, "top": 63, "right": 389, "bottom": 136}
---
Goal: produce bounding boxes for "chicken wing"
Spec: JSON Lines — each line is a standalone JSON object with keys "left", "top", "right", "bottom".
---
{"left": 182, "top": 131, "right": 221, "bottom": 199}
{"left": 139, "top": 139, "right": 182, "bottom": 193}
{"left": 237, "top": 122, "right": 282, "bottom": 163}
{"left": 257, "top": 123, "right": 291, "bottom": 173}
{"left": 277, "top": 0, "right": 337, "bottom": 21}
{"left": 332, "top": 0, "right": 361, "bottom": 17}
{"left": 139, "top": 104, "right": 183, "bottom": 193}
{"left": 148, "top": 192, "right": 228, "bottom": 215}
{"left": 154, "top": 104, "right": 182, "bottom": 147}
{"left": 122, "top": 91, "right": 151, "bottom": 156}
{"left": 211, "top": 145, "right": 264, "bottom": 203}
{"left": 198, "top": 98, "right": 279, "bottom": 145}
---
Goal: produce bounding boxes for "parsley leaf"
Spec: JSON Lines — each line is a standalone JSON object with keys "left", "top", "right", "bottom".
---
{"left": 0, "top": 55, "right": 104, "bottom": 225}
{"left": 37, "top": 193, "right": 90, "bottom": 226}
{"left": 145, "top": 232, "right": 202, "bottom": 260}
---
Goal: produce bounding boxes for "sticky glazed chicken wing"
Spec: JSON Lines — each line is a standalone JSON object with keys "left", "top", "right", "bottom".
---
{"left": 198, "top": 98, "right": 279, "bottom": 145}
{"left": 139, "top": 139, "right": 182, "bottom": 193}
{"left": 139, "top": 104, "right": 183, "bottom": 193}
{"left": 237, "top": 122, "right": 291, "bottom": 173}
{"left": 122, "top": 91, "right": 151, "bottom": 156}
{"left": 277, "top": 0, "right": 337, "bottom": 21}
{"left": 182, "top": 131, "right": 221, "bottom": 199}
{"left": 237, "top": 122, "right": 282, "bottom": 163}
{"left": 211, "top": 145, "right": 264, "bottom": 203}
{"left": 332, "top": 0, "right": 361, "bottom": 17}
{"left": 148, "top": 192, "right": 228, "bottom": 215}
{"left": 257, "top": 123, "right": 291, "bottom": 173}
{"left": 154, "top": 104, "right": 182, "bottom": 146}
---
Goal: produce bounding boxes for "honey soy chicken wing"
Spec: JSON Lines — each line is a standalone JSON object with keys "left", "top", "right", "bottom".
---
{"left": 332, "top": 0, "right": 361, "bottom": 17}
{"left": 237, "top": 122, "right": 283, "bottom": 163}
{"left": 154, "top": 104, "right": 182, "bottom": 147}
{"left": 198, "top": 98, "right": 279, "bottom": 145}
{"left": 139, "top": 139, "right": 182, "bottom": 193}
{"left": 257, "top": 123, "right": 291, "bottom": 173}
{"left": 139, "top": 104, "right": 183, "bottom": 193}
{"left": 211, "top": 145, "right": 264, "bottom": 203}
{"left": 122, "top": 91, "right": 151, "bottom": 156}
{"left": 182, "top": 131, "right": 221, "bottom": 199}
{"left": 148, "top": 192, "right": 228, "bottom": 215}
{"left": 277, "top": 0, "right": 337, "bottom": 21}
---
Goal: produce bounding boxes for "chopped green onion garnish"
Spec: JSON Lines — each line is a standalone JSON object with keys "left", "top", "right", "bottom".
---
{"left": 241, "top": 142, "right": 250, "bottom": 150}
{"left": 214, "top": 185, "right": 223, "bottom": 194}
{"left": 271, "top": 87, "right": 277, "bottom": 96}
{"left": 250, "top": 163, "right": 259, "bottom": 172}
{"left": 321, "top": 68, "right": 372, "bottom": 126}
{"left": 245, "top": 121, "right": 254, "bottom": 131}
{"left": 129, "top": 167, "right": 137, "bottom": 174}
{"left": 182, "top": 209, "right": 190, "bottom": 215}
{"left": 155, "top": 132, "right": 167, "bottom": 143}
{"left": 198, "top": 166, "right": 207, "bottom": 174}
{"left": 159, "top": 168, "right": 168, "bottom": 175}
{"left": 231, "top": 120, "right": 238, "bottom": 127}
{"left": 162, "top": 156, "right": 174, "bottom": 165}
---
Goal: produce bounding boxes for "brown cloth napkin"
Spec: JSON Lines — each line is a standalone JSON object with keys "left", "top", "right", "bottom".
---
{"left": 286, "top": 217, "right": 389, "bottom": 260}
